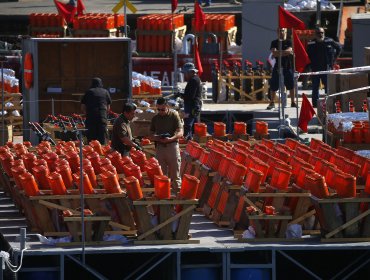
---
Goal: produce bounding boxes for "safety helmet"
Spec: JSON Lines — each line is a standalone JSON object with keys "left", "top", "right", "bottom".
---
{"left": 182, "top": 62, "right": 198, "bottom": 73}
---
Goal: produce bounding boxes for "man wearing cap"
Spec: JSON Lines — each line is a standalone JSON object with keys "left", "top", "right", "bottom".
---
{"left": 81, "top": 77, "right": 112, "bottom": 144}
{"left": 149, "top": 97, "right": 184, "bottom": 193}
{"left": 180, "top": 62, "right": 202, "bottom": 140}
{"left": 111, "top": 103, "right": 140, "bottom": 156}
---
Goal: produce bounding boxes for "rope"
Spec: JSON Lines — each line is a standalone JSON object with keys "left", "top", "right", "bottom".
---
{"left": 327, "top": 86, "right": 370, "bottom": 98}
{"left": 298, "top": 65, "right": 370, "bottom": 77}
{"left": 1, "top": 248, "right": 26, "bottom": 273}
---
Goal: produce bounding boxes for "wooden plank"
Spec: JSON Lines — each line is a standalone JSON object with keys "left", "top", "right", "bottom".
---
{"left": 158, "top": 204, "right": 173, "bottom": 240}
{"left": 248, "top": 215, "right": 292, "bottom": 220}
{"left": 63, "top": 216, "right": 111, "bottom": 222}
{"left": 29, "top": 193, "right": 125, "bottom": 200}
{"left": 344, "top": 202, "right": 361, "bottom": 237}
{"left": 133, "top": 205, "right": 157, "bottom": 240}
{"left": 176, "top": 205, "right": 195, "bottom": 240}
{"left": 288, "top": 209, "right": 316, "bottom": 226}
{"left": 109, "top": 197, "right": 136, "bottom": 230}
{"left": 38, "top": 199, "right": 79, "bottom": 212}
{"left": 238, "top": 238, "right": 306, "bottom": 243}
{"left": 57, "top": 241, "right": 122, "bottom": 247}
{"left": 321, "top": 237, "right": 370, "bottom": 243}
{"left": 137, "top": 205, "right": 196, "bottom": 241}
{"left": 134, "top": 239, "right": 199, "bottom": 245}
{"left": 44, "top": 230, "right": 137, "bottom": 236}
{"left": 317, "top": 197, "right": 370, "bottom": 203}
{"left": 245, "top": 193, "right": 310, "bottom": 198}
{"left": 133, "top": 199, "right": 198, "bottom": 206}
{"left": 31, "top": 200, "right": 56, "bottom": 233}
{"left": 325, "top": 209, "right": 370, "bottom": 239}
{"left": 243, "top": 196, "right": 263, "bottom": 214}
{"left": 321, "top": 203, "right": 344, "bottom": 238}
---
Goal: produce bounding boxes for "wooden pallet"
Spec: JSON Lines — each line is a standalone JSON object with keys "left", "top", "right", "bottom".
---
{"left": 210, "top": 180, "right": 241, "bottom": 227}
{"left": 235, "top": 185, "right": 317, "bottom": 241}
{"left": 132, "top": 198, "right": 199, "bottom": 244}
{"left": 29, "top": 193, "right": 137, "bottom": 235}
{"left": 311, "top": 193, "right": 370, "bottom": 242}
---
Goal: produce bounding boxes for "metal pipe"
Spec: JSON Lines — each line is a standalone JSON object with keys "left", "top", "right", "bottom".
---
{"left": 78, "top": 130, "right": 85, "bottom": 264}
{"left": 278, "top": 250, "right": 322, "bottom": 280}
{"left": 1, "top": 59, "right": 5, "bottom": 146}
{"left": 66, "top": 255, "right": 109, "bottom": 280}
{"left": 316, "top": 0, "right": 321, "bottom": 27}
{"left": 124, "top": 1, "right": 127, "bottom": 37}
{"left": 294, "top": 71, "right": 300, "bottom": 138}
{"left": 180, "top": 34, "right": 195, "bottom": 55}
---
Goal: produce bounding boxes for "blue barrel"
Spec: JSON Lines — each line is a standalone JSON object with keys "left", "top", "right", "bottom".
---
{"left": 182, "top": 267, "right": 220, "bottom": 280}
{"left": 231, "top": 268, "right": 271, "bottom": 280}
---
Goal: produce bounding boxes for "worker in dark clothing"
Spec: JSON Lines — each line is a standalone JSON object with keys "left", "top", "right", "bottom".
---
{"left": 111, "top": 103, "right": 140, "bottom": 156}
{"left": 81, "top": 77, "right": 112, "bottom": 144}
{"left": 267, "top": 28, "right": 296, "bottom": 110}
{"left": 307, "top": 27, "right": 342, "bottom": 107}
{"left": 180, "top": 62, "right": 202, "bottom": 140}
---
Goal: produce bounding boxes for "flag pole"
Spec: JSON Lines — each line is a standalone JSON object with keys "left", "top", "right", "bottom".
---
{"left": 172, "top": 3, "right": 177, "bottom": 92}
{"left": 278, "top": 31, "right": 284, "bottom": 124}
{"left": 124, "top": 0, "right": 128, "bottom": 37}
{"left": 292, "top": 29, "right": 300, "bottom": 138}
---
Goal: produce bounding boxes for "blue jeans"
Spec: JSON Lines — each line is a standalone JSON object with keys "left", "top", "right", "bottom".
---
{"left": 311, "top": 74, "right": 327, "bottom": 107}
{"left": 184, "top": 116, "right": 196, "bottom": 140}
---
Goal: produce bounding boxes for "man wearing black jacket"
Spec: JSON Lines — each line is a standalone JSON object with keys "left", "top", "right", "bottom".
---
{"left": 307, "top": 27, "right": 342, "bottom": 107}
{"left": 180, "top": 62, "right": 202, "bottom": 140}
{"left": 81, "top": 77, "right": 112, "bottom": 144}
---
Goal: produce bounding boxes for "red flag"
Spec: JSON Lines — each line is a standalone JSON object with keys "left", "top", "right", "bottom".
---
{"left": 54, "top": 0, "right": 77, "bottom": 23}
{"left": 195, "top": 40, "right": 203, "bottom": 77}
{"left": 279, "top": 6, "right": 305, "bottom": 30}
{"left": 194, "top": 1, "right": 206, "bottom": 32}
{"left": 293, "top": 30, "right": 310, "bottom": 73}
{"left": 298, "top": 93, "right": 316, "bottom": 133}
{"left": 171, "top": 0, "right": 178, "bottom": 13}
{"left": 77, "top": 0, "right": 85, "bottom": 16}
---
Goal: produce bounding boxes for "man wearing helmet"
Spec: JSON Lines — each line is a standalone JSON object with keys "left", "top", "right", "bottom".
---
{"left": 180, "top": 62, "right": 202, "bottom": 140}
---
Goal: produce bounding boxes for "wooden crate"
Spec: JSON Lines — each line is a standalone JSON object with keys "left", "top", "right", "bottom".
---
{"left": 311, "top": 194, "right": 370, "bottom": 242}
{"left": 132, "top": 198, "right": 199, "bottom": 245}
{"left": 235, "top": 185, "right": 316, "bottom": 242}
